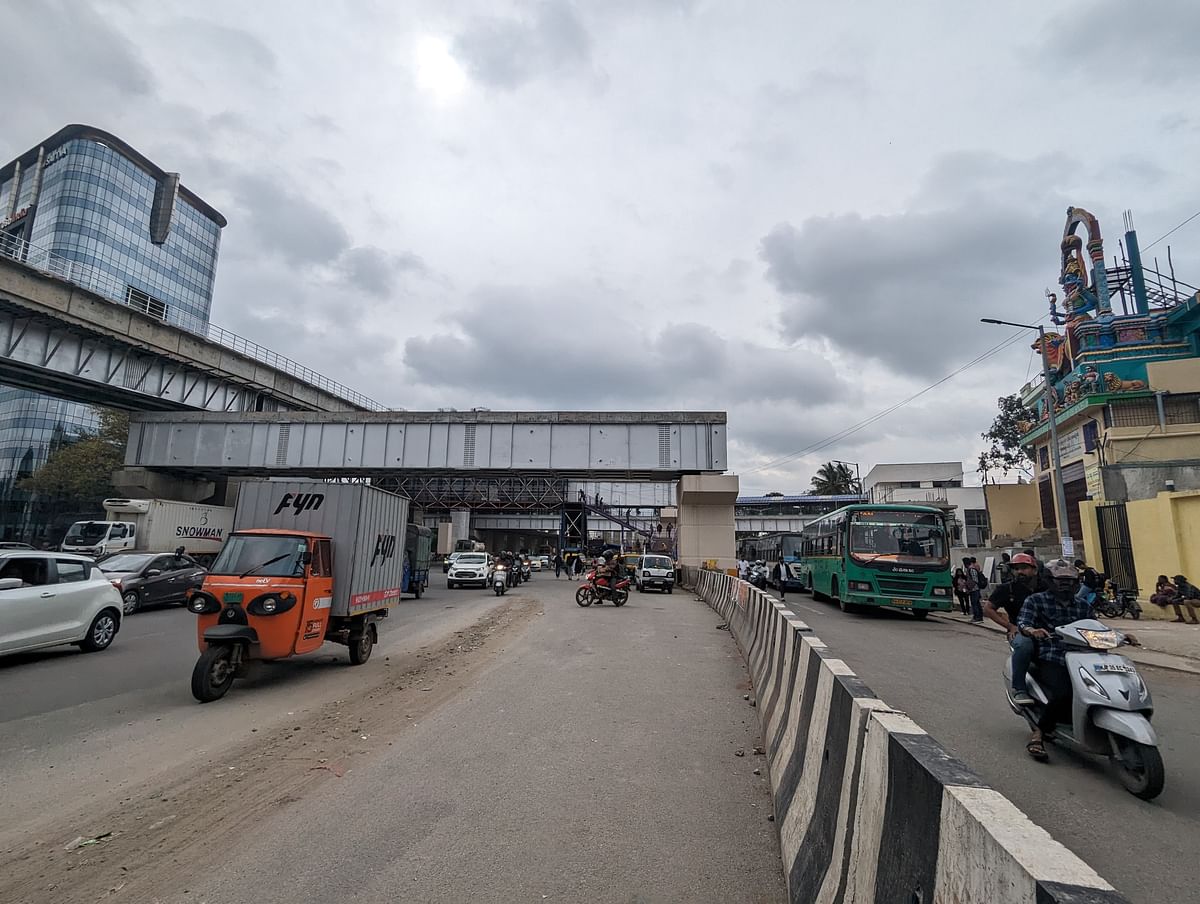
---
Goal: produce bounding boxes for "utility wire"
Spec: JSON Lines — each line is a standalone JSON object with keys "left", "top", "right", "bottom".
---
{"left": 747, "top": 321, "right": 1045, "bottom": 476}
{"left": 1143, "top": 208, "right": 1200, "bottom": 251}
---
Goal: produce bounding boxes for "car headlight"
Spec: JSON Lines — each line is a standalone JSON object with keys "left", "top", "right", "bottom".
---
{"left": 187, "top": 590, "right": 222, "bottom": 614}
{"left": 849, "top": 581, "right": 872, "bottom": 592}
{"left": 932, "top": 587, "right": 949, "bottom": 597}
{"left": 248, "top": 591, "right": 297, "bottom": 616}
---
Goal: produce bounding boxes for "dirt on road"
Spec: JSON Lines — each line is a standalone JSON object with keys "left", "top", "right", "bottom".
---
{"left": 1, "top": 597, "right": 541, "bottom": 904}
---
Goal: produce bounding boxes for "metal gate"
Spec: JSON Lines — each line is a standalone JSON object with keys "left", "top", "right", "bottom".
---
{"left": 1096, "top": 503, "right": 1139, "bottom": 593}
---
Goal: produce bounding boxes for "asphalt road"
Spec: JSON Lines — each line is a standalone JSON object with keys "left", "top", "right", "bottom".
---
{"left": 1, "top": 577, "right": 785, "bottom": 903}
{"left": 781, "top": 592, "right": 1200, "bottom": 904}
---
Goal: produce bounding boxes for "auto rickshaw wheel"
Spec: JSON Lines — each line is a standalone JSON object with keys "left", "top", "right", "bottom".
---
{"left": 192, "top": 645, "right": 236, "bottom": 703}
{"left": 348, "top": 623, "right": 375, "bottom": 665}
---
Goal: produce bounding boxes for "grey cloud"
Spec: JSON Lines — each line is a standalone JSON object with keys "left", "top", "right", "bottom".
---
{"left": 1042, "top": 1, "right": 1200, "bottom": 83}
{"left": 171, "top": 19, "right": 278, "bottom": 74}
{"left": 229, "top": 173, "right": 351, "bottom": 266}
{"left": 761, "top": 153, "right": 1070, "bottom": 378}
{"left": 337, "top": 247, "right": 430, "bottom": 298}
{"left": 403, "top": 285, "right": 852, "bottom": 408}
{"left": 452, "top": 1, "right": 593, "bottom": 89}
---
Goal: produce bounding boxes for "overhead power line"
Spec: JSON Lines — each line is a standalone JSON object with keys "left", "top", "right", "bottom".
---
{"left": 746, "top": 324, "right": 1040, "bottom": 476}
{"left": 1143, "top": 208, "right": 1200, "bottom": 252}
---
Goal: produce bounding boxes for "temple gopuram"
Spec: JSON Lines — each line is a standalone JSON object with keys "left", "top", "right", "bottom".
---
{"left": 1014, "top": 207, "right": 1200, "bottom": 605}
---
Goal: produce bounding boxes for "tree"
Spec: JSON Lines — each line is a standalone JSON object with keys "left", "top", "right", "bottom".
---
{"left": 810, "top": 461, "right": 860, "bottom": 495}
{"left": 19, "top": 410, "right": 129, "bottom": 504}
{"left": 977, "top": 395, "right": 1034, "bottom": 480}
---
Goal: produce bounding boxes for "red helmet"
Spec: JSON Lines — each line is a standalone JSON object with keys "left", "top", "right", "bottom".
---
{"left": 1011, "top": 553, "right": 1037, "bottom": 567}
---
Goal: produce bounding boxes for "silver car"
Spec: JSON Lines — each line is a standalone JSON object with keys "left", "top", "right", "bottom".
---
{"left": 0, "top": 551, "right": 123, "bottom": 657}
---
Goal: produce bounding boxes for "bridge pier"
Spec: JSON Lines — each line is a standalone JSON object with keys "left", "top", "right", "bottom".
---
{"left": 111, "top": 467, "right": 217, "bottom": 504}
{"left": 675, "top": 474, "right": 738, "bottom": 571}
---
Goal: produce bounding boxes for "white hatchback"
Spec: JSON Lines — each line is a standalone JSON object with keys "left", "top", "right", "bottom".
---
{"left": 0, "top": 552, "right": 124, "bottom": 657}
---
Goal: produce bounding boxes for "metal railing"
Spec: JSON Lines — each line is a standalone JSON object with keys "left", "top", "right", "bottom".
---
{"left": 0, "top": 232, "right": 385, "bottom": 411}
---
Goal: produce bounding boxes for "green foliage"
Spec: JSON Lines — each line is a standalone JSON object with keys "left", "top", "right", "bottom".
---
{"left": 810, "top": 461, "right": 860, "bottom": 495}
{"left": 19, "top": 410, "right": 129, "bottom": 504}
{"left": 978, "top": 395, "right": 1034, "bottom": 479}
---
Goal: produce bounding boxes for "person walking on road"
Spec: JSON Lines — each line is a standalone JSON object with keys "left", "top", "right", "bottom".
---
{"left": 965, "top": 556, "right": 987, "bottom": 623}
{"left": 553, "top": 552, "right": 563, "bottom": 579}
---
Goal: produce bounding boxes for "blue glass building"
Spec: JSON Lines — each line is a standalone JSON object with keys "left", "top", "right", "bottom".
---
{"left": 0, "top": 125, "right": 226, "bottom": 541}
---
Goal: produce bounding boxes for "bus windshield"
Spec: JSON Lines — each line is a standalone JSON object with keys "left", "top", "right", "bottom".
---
{"left": 779, "top": 535, "right": 803, "bottom": 558}
{"left": 849, "top": 511, "right": 947, "bottom": 566}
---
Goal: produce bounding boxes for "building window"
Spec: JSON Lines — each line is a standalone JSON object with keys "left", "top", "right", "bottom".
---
{"left": 125, "top": 285, "right": 167, "bottom": 320}
{"left": 1038, "top": 446, "right": 1050, "bottom": 471}
{"left": 1108, "top": 399, "right": 1158, "bottom": 427}
{"left": 1082, "top": 419, "right": 1100, "bottom": 452}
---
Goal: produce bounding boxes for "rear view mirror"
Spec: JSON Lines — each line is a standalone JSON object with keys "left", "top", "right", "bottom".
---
{"left": 145, "top": 569, "right": 162, "bottom": 577}
{"left": 300, "top": 551, "right": 313, "bottom": 566}
{"left": 0, "top": 577, "right": 23, "bottom": 590}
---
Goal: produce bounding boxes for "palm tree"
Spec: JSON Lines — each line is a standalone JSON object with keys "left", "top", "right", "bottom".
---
{"left": 810, "top": 461, "right": 859, "bottom": 496}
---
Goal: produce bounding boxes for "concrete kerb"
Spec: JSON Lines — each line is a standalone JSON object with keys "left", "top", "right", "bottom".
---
{"left": 692, "top": 570, "right": 1130, "bottom": 904}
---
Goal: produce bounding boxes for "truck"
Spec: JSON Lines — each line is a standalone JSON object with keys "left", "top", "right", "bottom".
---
{"left": 60, "top": 498, "right": 235, "bottom": 562}
{"left": 187, "top": 481, "right": 411, "bottom": 702}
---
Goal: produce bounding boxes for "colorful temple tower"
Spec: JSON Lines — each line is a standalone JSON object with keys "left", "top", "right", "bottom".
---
{"left": 1015, "top": 207, "right": 1200, "bottom": 601}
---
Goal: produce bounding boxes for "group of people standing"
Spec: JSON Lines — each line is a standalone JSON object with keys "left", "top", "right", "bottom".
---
{"left": 552, "top": 552, "right": 585, "bottom": 580}
{"left": 952, "top": 556, "right": 989, "bottom": 622}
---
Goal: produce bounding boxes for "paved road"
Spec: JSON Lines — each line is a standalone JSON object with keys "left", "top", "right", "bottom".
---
{"left": 781, "top": 593, "right": 1200, "bottom": 904}
{"left": 1, "top": 578, "right": 785, "bottom": 903}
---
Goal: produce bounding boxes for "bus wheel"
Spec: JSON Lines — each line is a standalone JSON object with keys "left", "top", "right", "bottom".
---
{"left": 912, "top": 610, "right": 929, "bottom": 620}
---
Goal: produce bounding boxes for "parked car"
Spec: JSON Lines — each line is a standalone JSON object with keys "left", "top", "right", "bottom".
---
{"left": 0, "top": 551, "right": 123, "bottom": 657}
{"left": 635, "top": 554, "right": 676, "bottom": 593}
{"left": 98, "top": 551, "right": 208, "bottom": 614}
{"left": 0, "top": 542, "right": 34, "bottom": 550}
{"left": 447, "top": 553, "right": 493, "bottom": 589}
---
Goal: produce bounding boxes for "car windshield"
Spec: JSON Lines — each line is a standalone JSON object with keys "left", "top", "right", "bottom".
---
{"left": 99, "top": 554, "right": 156, "bottom": 573}
{"left": 209, "top": 535, "right": 308, "bottom": 577}
{"left": 65, "top": 521, "right": 111, "bottom": 540}
{"left": 849, "top": 511, "right": 948, "bottom": 566}
{"left": 457, "top": 554, "right": 486, "bottom": 565}
{"left": 644, "top": 556, "right": 673, "bottom": 569}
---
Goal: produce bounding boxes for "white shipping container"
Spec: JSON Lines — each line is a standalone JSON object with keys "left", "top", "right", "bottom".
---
{"left": 103, "top": 498, "right": 234, "bottom": 556}
{"left": 230, "top": 481, "right": 410, "bottom": 617}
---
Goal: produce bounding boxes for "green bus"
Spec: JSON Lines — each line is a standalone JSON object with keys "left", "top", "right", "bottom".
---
{"left": 795, "top": 504, "right": 953, "bottom": 618}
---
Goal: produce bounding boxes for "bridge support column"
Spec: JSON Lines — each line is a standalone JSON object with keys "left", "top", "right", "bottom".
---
{"left": 111, "top": 467, "right": 217, "bottom": 504}
{"left": 675, "top": 474, "right": 738, "bottom": 571}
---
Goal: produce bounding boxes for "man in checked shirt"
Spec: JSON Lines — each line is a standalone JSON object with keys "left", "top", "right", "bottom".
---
{"left": 1016, "top": 558, "right": 1138, "bottom": 762}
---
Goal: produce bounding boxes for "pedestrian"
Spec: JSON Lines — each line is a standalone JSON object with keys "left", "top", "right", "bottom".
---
{"left": 573, "top": 555, "right": 583, "bottom": 579}
{"left": 997, "top": 552, "right": 1012, "bottom": 585}
{"left": 1159, "top": 575, "right": 1200, "bottom": 624}
{"left": 553, "top": 551, "right": 563, "bottom": 579}
{"left": 953, "top": 567, "right": 970, "bottom": 615}
{"left": 965, "top": 556, "right": 988, "bottom": 623}
{"left": 773, "top": 561, "right": 786, "bottom": 599}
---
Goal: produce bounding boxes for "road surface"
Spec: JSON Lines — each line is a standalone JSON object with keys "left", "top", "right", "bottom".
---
{"left": 781, "top": 592, "right": 1199, "bottom": 904}
{"left": 0, "top": 577, "right": 784, "bottom": 904}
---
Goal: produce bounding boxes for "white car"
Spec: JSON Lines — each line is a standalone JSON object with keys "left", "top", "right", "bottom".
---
{"left": 0, "top": 551, "right": 123, "bottom": 657}
{"left": 447, "top": 553, "right": 492, "bottom": 589}
{"left": 528, "top": 556, "right": 542, "bottom": 572}
{"left": 635, "top": 554, "right": 676, "bottom": 593}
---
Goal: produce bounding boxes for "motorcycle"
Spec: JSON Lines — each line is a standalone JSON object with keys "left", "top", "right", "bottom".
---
{"left": 1096, "top": 583, "right": 1143, "bottom": 620}
{"left": 748, "top": 561, "right": 769, "bottom": 590}
{"left": 520, "top": 558, "right": 532, "bottom": 582}
{"left": 576, "top": 568, "right": 630, "bottom": 607}
{"left": 1003, "top": 618, "right": 1164, "bottom": 800}
{"left": 493, "top": 565, "right": 508, "bottom": 596}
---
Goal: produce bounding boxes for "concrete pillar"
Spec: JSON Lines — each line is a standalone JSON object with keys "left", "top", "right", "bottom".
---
{"left": 675, "top": 474, "right": 738, "bottom": 571}
{"left": 451, "top": 510, "right": 470, "bottom": 546}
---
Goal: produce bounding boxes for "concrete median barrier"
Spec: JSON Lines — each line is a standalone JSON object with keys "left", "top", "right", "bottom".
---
{"left": 685, "top": 568, "right": 1129, "bottom": 904}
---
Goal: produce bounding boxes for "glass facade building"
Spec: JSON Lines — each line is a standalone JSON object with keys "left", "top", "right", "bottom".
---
{"left": 0, "top": 126, "right": 226, "bottom": 541}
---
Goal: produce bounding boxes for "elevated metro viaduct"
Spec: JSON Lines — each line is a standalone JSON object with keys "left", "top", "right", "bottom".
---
{"left": 122, "top": 410, "right": 739, "bottom": 568}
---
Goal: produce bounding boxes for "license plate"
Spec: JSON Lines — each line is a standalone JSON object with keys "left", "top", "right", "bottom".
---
{"left": 891, "top": 598, "right": 913, "bottom": 607}
{"left": 1094, "top": 663, "right": 1134, "bottom": 674}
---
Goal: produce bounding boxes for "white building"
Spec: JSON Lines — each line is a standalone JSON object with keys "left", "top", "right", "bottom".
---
{"left": 863, "top": 462, "right": 990, "bottom": 547}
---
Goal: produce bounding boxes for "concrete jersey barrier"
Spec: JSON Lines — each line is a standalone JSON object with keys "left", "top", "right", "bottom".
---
{"left": 684, "top": 567, "right": 1130, "bottom": 904}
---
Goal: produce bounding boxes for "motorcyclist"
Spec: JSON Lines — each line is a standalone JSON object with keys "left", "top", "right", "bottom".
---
{"left": 983, "top": 552, "right": 1042, "bottom": 706}
{"left": 1015, "top": 559, "right": 1137, "bottom": 762}
{"left": 599, "top": 552, "right": 622, "bottom": 600}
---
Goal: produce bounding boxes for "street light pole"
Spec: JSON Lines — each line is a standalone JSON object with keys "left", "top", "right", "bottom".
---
{"left": 980, "top": 318, "right": 1071, "bottom": 547}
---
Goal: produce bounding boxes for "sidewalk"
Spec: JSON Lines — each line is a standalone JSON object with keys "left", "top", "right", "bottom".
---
{"left": 934, "top": 609, "right": 1200, "bottom": 674}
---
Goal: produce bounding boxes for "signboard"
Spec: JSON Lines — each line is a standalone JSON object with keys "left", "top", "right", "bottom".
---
{"left": 1085, "top": 463, "right": 1103, "bottom": 500}
{"left": 1061, "top": 536, "right": 1075, "bottom": 559}
{"left": 1057, "top": 428, "right": 1083, "bottom": 463}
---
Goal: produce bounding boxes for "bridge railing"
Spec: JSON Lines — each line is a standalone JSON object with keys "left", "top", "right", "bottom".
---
{"left": 1, "top": 233, "right": 385, "bottom": 411}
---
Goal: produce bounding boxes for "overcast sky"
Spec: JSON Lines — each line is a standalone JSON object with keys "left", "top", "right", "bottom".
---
{"left": 4, "top": 0, "right": 1198, "bottom": 493}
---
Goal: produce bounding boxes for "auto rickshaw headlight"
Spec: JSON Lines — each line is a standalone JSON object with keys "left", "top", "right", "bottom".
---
{"left": 248, "top": 591, "right": 297, "bottom": 616}
{"left": 187, "top": 590, "right": 221, "bottom": 614}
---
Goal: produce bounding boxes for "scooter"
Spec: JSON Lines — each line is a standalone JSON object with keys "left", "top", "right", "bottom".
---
{"left": 1003, "top": 618, "right": 1164, "bottom": 800}
{"left": 493, "top": 566, "right": 508, "bottom": 596}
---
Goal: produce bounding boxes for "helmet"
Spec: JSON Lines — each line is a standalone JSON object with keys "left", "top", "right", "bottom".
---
{"left": 1045, "top": 558, "right": 1079, "bottom": 581}
{"left": 1010, "top": 553, "right": 1037, "bottom": 568}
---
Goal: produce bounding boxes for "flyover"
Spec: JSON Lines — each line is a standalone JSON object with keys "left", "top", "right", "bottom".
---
{"left": 0, "top": 244, "right": 380, "bottom": 412}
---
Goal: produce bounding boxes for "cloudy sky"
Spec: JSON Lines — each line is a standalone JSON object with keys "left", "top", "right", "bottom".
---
{"left": 4, "top": 0, "right": 1198, "bottom": 493}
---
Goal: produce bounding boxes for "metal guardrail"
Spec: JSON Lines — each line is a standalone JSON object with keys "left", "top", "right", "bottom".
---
{"left": 0, "top": 233, "right": 385, "bottom": 411}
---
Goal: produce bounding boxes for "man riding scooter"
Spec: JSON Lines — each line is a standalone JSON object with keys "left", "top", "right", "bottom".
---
{"left": 1016, "top": 559, "right": 1138, "bottom": 762}
{"left": 983, "top": 552, "right": 1044, "bottom": 706}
